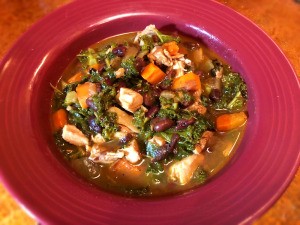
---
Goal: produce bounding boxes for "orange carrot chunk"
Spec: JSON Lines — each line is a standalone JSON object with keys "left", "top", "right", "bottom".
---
{"left": 67, "top": 72, "right": 84, "bottom": 83}
{"left": 141, "top": 62, "right": 166, "bottom": 85}
{"left": 162, "top": 41, "right": 179, "bottom": 56}
{"left": 67, "top": 64, "right": 99, "bottom": 84}
{"left": 52, "top": 109, "right": 68, "bottom": 132}
{"left": 216, "top": 112, "right": 247, "bottom": 132}
{"left": 109, "top": 158, "right": 146, "bottom": 185}
{"left": 76, "top": 82, "right": 97, "bottom": 109}
{"left": 172, "top": 72, "right": 201, "bottom": 91}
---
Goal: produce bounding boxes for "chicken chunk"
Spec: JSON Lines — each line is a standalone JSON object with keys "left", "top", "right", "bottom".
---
{"left": 148, "top": 135, "right": 166, "bottom": 147}
{"left": 89, "top": 149, "right": 124, "bottom": 164}
{"left": 115, "top": 68, "right": 125, "bottom": 78}
{"left": 62, "top": 124, "right": 89, "bottom": 146}
{"left": 193, "top": 131, "right": 214, "bottom": 154}
{"left": 91, "top": 133, "right": 105, "bottom": 144}
{"left": 108, "top": 107, "right": 139, "bottom": 133}
{"left": 121, "top": 139, "right": 141, "bottom": 164}
{"left": 148, "top": 46, "right": 173, "bottom": 67}
{"left": 117, "top": 87, "right": 143, "bottom": 113}
{"left": 187, "top": 101, "right": 207, "bottom": 115}
{"left": 168, "top": 154, "right": 204, "bottom": 185}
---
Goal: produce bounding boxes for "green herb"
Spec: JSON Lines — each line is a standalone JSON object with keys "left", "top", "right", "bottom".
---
{"left": 213, "top": 66, "right": 248, "bottom": 111}
{"left": 193, "top": 169, "right": 208, "bottom": 184}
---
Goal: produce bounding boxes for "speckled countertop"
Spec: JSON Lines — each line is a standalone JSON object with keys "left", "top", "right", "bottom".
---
{"left": 0, "top": 0, "right": 299, "bottom": 224}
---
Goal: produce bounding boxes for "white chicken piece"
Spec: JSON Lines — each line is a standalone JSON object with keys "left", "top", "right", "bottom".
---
{"left": 89, "top": 147, "right": 124, "bottom": 164}
{"left": 121, "top": 139, "right": 141, "bottom": 164}
{"left": 193, "top": 131, "right": 214, "bottom": 154}
{"left": 116, "top": 87, "right": 143, "bottom": 113}
{"left": 187, "top": 101, "right": 207, "bottom": 115}
{"left": 115, "top": 68, "right": 125, "bottom": 79}
{"left": 62, "top": 124, "right": 89, "bottom": 146}
{"left": 108, "top": 107, "right": 139, "bottom": 133}
{"left": 133, "top": 24, "right": 157, "bottom": 44}
{"left": 91, "top": 133, "right": 105, "bottom": 144}
{"left": 168, "top": 154, "right": 204, "bottom": 185}
{"left": 148, "top": 46, "right": 173, "bottom": 67}
{"left": 148, "top": 135, "right": 166, "bottom": 147}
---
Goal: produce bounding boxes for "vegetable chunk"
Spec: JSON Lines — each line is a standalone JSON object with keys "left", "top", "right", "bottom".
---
{"left": 76, "top": 82, "right": 97, "bottom": 109}
{"left": 117, "top": 87, "right": 143, "bottom": 113}
{"left": 141, "top": 62, "right": 166, "bottom": 85}
{"left": 52, "top": 109, "right": 68, "bottom": 132}
{"left": 62, "top": 124, "right": 89, "bottom": 146}
{"left": 168, "top": 154, "right": 204, "bottom": 185}
{"left": 216, "top": 112, "right": 247, "bottom": 132}
{"left": 172, "top": 72, "right": 201, "bottom": 91}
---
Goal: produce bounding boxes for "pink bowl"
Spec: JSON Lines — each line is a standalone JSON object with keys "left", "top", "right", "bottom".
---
{"left": 0, "top": 0, "right": 299, "bottom": 224}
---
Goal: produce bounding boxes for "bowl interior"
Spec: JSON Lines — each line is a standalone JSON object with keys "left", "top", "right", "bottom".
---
{"left": 0, "top": 1, "right": 299, "bottom": 224}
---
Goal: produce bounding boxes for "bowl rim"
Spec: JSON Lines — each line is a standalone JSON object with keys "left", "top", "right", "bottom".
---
{"left": 0, "top": 0, "right": 299, "bottom": 224}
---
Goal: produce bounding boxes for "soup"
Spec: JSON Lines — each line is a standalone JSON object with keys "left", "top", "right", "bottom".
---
{"left": 51, "top": 25, "right": 248, "bottom": 196}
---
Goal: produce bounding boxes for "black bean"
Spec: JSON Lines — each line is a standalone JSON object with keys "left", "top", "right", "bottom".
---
{"left": 175, "top": 118, "right": 196, "bottom": 130}
{"left": 145, "top": 106, "right": 159, "bottom": 118}
{"left": 88, "top": 116, "right": 102, "bottom": 133}
{"left": 86, "top": 97, "right": 97, "bottom": 111}
{"left": 151, "top": 117, "right": 175, "bottom": 132}
{"left": 209, "top": 89, "right": 222, "bottom": 102}
{"left": 112, "top": 45, "right": 127, "bottom": 57}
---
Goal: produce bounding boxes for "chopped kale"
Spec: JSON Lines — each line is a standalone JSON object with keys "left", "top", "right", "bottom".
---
{"left": 120, "top": 57, "right": 139, "bottom": 81}
{"left": 211, "top": 66, "right": 248, "bottom": 111}
{"left": 77, "top": 48, "right": 98, "bottom": 69}
{"left": 193, "top": 169, "right": 208, "bottom": 184}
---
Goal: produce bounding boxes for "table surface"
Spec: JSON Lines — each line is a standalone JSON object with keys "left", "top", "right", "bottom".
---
{"left": 0, "top": 0, "right": 299, "bottom": 224}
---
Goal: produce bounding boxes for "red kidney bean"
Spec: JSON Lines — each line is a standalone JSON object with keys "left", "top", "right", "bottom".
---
{"left": 151, "top": 117, "right": 175, "bottom": 132}
{"left": 112, "top": 45, "right": 127, "bottom": 57}
{"left": 168, "top": 133, "right": 180, "bottom": 153}
{"left": 135, "top": 57, "right": 146, "bottom": 73}
{"left": 151, "top": 145, "right": 169, "bottom": 162}
{"left": 143, "top": 92, "right": 156, "bottom": 107}
{"left": 88, "top": 116, "right": 102, "bottom": 133}
{"left": 95, "top": 83, "right": 102, "bottom": 93}
{"left": 115, "top": 80, "right": 127, "bottom": 91}
{"left": 86, "top": 97, "right": 98, "bottom": 111}
{"left": 145, "top": 106, "right": 159, "bottom": 118}
{"left": 119, "top": 133, "right": 133, "bottom": 144}
{"left": 209, "top": 88, "right": 222, "bottom": 102}
{"left": 152, "top": 134, "right": 180, "bottom": 162}
{"left": 104, "top": 77, "right": 113, "bottom": 86}
{"left": 175, "top": 117, "right": 196, "bottom": 130}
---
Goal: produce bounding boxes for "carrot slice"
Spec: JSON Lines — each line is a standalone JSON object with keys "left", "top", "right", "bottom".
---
{"left": 141, "top": 62, "right": 166, "bottom": 85}
{"left": 109, "top": 158, "right": 146, "bottom": 185}
{"left": 67, "top": 72, "right": 84, "bottom": 83}
{"left": 162, "top": 41, "right": 179, "bottom": 56}
{"left": 76, "top": 82, "right": 97, "bottom": 109}
{"left": 216, "top": 112, "right": 247, "bottom": 132}
{"left": 67, "top": 64, "right": 99, "bottom": 84}
{"left": 172, "top": 72, "right": 201, "bottom": 91}
{"left": 52, "top": 109, "right": 68, "bottom": 132}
